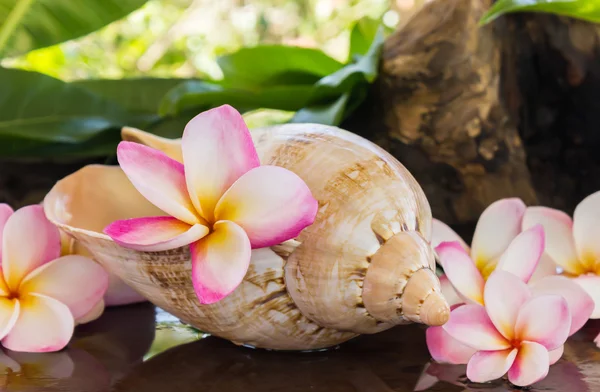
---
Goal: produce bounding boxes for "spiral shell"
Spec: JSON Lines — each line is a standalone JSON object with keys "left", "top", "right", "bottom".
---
{"left": 44, "top": 123, "right": 449, "bottom": 350}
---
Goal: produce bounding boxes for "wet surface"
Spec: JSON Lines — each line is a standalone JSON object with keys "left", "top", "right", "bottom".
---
{"left": 1, "top": 303, "right": 599, "bottom": 391}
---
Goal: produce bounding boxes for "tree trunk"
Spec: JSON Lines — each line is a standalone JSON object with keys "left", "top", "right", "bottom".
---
{"left": 345, "top": 0, "right": 600, "bottom": 239}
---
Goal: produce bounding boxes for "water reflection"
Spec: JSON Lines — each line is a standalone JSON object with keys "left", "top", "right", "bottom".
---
{"left": 1, "top": 305, "right": 598, "bottom": 392}
{"left": 0, "top": 303, "right": 156, "bottom": 391}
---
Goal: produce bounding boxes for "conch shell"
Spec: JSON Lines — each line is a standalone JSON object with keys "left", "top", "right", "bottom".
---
{"left": 44, "top": 123, "right": 449, "bottom": 350}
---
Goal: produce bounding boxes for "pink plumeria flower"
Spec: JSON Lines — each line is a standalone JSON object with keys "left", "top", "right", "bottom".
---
{"left": 432, "top": 198, "right": 557, "bottom": 305}
{"left": 104, "top": 105, "right": 318, "bottom": 304}
{"left": 443, "top": 270, "right": 571, "bottom": 387}
{"left": 0, "top": 204, "right": 108, "bottom": 353}
{"left": 523, "top": 191, "right": 600, "bottom": 346}
{"left": 427, "top": 226, "right": 593, "bottom": 365}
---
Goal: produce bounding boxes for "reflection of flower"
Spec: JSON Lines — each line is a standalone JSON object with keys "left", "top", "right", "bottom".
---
{"left": 105, "top": 105, "right": 318, "bottom": 304}
{"left": 0, "top": 205, "right": 108, "bottom": 352}
{"left": 443, "top": 271, "right": 572, "bottom": 386}
{"left": 427, "top": 226, "right": 593, "bottom": 366}
{"left": 521, "top": 191, "right": 600, "bottom": 347}
{"left": 0, "top": 348, "right": 75, "bottom": 388}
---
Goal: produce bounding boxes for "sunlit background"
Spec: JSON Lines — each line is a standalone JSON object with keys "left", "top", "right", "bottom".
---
{"left": 2, "top": 0, "right": 428, "bottom": 81}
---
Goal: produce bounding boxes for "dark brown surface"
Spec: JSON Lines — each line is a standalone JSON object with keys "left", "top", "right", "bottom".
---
{"left": 1, "top": 302, "right": 598, "bottom": 391}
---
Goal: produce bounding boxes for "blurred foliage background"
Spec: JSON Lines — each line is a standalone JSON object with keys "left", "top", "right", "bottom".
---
{"left": 0, "top": 0, "right": 433, "bottom": 159}
{"left": 3, "top": 0, "right": 426, "bottom": 81}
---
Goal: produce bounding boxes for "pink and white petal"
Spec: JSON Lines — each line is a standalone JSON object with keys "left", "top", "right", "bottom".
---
{"left": 439, "top": 274, "right": 463, "bottom": 307}
{"left": 515, "top": 295, "right": 571, "bottom": 351}
{"left": 431, "top": 219, "right": 468, "bottom": 251}
{"left": 2, "top": 205, "right": 60, "bottom": 291}
{"left": 571, "top": 274, "right": 600, "bottom": 319}
{"left": 495, "top": 225, "right": 545, "bottom": 283}
{"left": 2, "top": 294, "right": 74, "bottom": 353}
{"left": 435, "top": 242, "right": 485, "bottom": 305}
{"left": 76, "top": 299, "right": 104, "bottom": 325}
{"left": 426, "top": 326, "right": 477, "bottom": 364}
{"left": 116, "top": 142, "right": 199, "bottom": 225}
{"left": 573, "top": 191, "right": 600, "bottom": 271}
{"left": 508, "top": 341, "right": 550, "bottom": 387}
{"left": 191, "top": 221, "right": 251, "bottom": 304}
{"left": 214, "top": 166, "right": 318, "bottom": 248}
{"left": 529, "top": 254, "right": 558, "bottom": 283}
{"left": 103, "top": 274, "right": 146, "bottom": 306}
{"left": 0, "top": 298, "right": 19, "bottom": 341}
{"left": 549, "top": 345, "right": 564, "bottom": 365}
{"left": 467, "top": 348, "right": 518, "bottom": 383}
{"left": 530, "top": 275, "right": 594, "bottom": 335}
{"left": 523, "top": 207, "right": 581, "bottom": 275}
{"left": 0, "top": 204, "right": 14, "bottom": 258}
{"left": 182, "top": 105, "right": 260, "bottom": 222}
{"left": 443, "top": 304, "right": 510, "bottom": 351}
{"left": 484, "top": 271, "right": 531, "bottom": 340}
{"left": 19, "top": 255, "right": 109, "bottom": 320}
{"left": 105, "top": 216, "right": 209, "bottom": 252}
{"left": 471, "top": 198, "right": 526, "bottom": 269}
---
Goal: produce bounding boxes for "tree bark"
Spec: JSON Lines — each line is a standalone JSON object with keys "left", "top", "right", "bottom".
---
{"left": 499, "top": 13, "right": 600, "bottom": 215}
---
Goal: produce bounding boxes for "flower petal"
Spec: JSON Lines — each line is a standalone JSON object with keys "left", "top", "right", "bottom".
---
{"left": 466, "top": 348, "right": 518, "bottom": 383}
{"left": 523, "top": 206, "right": 581, "bottom": 275}
{"left": 508, "top": 341, "right": 550, "bottom": 387}
{"left": 572, "top": 274, "right": 600, "bottom": 319}
{"left": 104, "top": 216, "right": 209, "bottom": 252}
{"left": 495, "top": 225, "right": 545, "bottom": 283}
{"left": 0, "top": 298, "right": 19, "bottom": 341}
{"left": 439, "top": 274, "right": 463, "bottom": 307}
{"left": 116, "top": 141, "right": 199, "bottom": 225}
{"left": 215, "top": 166, "right": 317, "bottom": 248}
{"left": 0, "top": 204, "right": 14, "bottom": 260}
{"left": 426, "top": 326, "right": 476, "bottom": 364}
{"left": 573, "top": 191, "right": 600, "bottom": 272}
{"left": 549, "top": 345, "right": 564, "bottom": 365}
{"left": 182, "top": 105, "right": 260, "bottom": 222}
{"left": 530, "top": 275, "right": 594, "bottom": 336}
{"left": 435, "top": 242, "right": 484, "bottom": 304}
{"left": 471, "top": 198, "right": 526, "bottom": 270}
{"left": 2, "top": 205, "right": 60, "bottom": 291}
{"left": 76, "top": 299, "right": 104, "bottom": 325}
{"left": 529, "top": 254, "right": 558, "bottom": 283}
{"left": 104, "top": 274, "right": 146, "bottom": 306}
{"left": 484, "top": 271, "right": 531, "bottom": 341}
{"left": 191, "top": 221, "right": 251, "bottom": 304}
{"left": 515, "top": 295, "right": 571, "bottom": 350}
{"left": 19, "top": 255, "right": 109, "bottom": 320}
{"left": 431, "top": 219, "right": 468, "bottom": 251}
{"left": 443, "top": 304, "right": 510, "bottom": 351}
{"left": 2, "top": 294, "right": 74, "bottom": 353}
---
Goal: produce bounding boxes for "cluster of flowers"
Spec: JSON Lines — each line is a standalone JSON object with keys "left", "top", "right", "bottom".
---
{"left": 0, "top": 105, "right": 318, "bottom": 354}
{"left": 426, "top": 196, "right": 600, "bottom": 386}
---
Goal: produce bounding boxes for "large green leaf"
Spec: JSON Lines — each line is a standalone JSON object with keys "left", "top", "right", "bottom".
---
{"left": 159, "top": 80, "right": 315, "bottom": 116}
{"left": 0, "top": 68, "right": 136, "bottom": 157}
{"left": 349, "top": 17, "right": 381, "bottom": 61}
{"left": 74, "top": 78, "right": 193, "bottom": 114}
{"left": 0, "top": 0, "right": 149, "bottom": 57}
{"left": 291, "top": 94, "right": 350, "bottom": 126}
{"left": 217, "top": 45, "right": 344, "bottom": 88}
{"left": 481, "top": 0, "right": 600, "bottom": 25}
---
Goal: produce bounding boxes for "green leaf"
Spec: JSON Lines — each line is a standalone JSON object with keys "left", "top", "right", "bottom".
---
{"left": 291, "top": 94, "right": 350, "bottom": 126}
{"left": 480, "top": 0, "right": 600, "bottom": 25}
{"left": 217, "top": 45, "right": 344, "bottom": 88}
{"left": 73, "top": 78, "right": 194, "bottom": 114}
{"left": 0, "top": 0, "right": 149, "bottom": 57}
{"left": 159, "top": 80, "right": 315, "bottom": 117}
{"left": 0, "top": 67, "right": 135, "bottom": 157}
{"left": 349, "top": 17, "right": 381, "bottom": 61}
